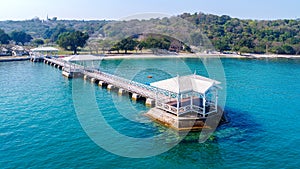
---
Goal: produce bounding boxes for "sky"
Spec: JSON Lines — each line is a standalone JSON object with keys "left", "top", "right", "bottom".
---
{"left": 0, "top": 0, "right": 299, "bottom": 21}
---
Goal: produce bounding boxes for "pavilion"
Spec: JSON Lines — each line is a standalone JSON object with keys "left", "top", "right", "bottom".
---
{"left": 30, "top": 47, "right": 58, "bottom": 62}
{"left": 147, "top": 74, "right": 222, "bottom": 130}
{"left": 61, "top": 55, "right": 103, "bottom": 78}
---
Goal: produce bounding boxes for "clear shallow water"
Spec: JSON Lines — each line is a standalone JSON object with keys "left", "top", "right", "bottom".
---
{"left": 0, "top": 58, "right": 300, "bottom": 168}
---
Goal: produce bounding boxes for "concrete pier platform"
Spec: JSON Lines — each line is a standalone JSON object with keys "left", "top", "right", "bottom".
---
{"left": 145, "top": 108, "right": 225, "bottom": 131}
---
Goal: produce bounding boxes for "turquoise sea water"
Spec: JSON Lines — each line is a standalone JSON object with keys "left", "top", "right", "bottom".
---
{"left": 1, "top": 58, "right": 300, "bottom": 168}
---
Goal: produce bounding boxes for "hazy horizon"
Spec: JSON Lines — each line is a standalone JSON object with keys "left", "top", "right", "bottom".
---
{"left": 1, "top": 12, "right": 299, "bottom": 22}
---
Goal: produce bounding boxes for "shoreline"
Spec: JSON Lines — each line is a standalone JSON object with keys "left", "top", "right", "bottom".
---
{"left": 101, "top": 53, "right": 300, "bottom": 60}
{"left": 1, "top": 53, "right": 300, "bottom": 62}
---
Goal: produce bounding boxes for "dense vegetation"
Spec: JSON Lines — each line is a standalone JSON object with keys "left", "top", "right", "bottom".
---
{"left": 0, "top": 18, "right": 107, "bottom": 39}
{"left": 180, "top": 12, "right": 300, "bottom": 54}
{"left": 1, "top": 13, "right": 300, "bottom": 55}
{"left": 0, "top": 29, "right": 32, "bottom": 45}
{"left": 109, "top": 33, "right": 191, "bottom": 54}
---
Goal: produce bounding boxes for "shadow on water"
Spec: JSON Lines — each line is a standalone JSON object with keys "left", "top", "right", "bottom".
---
{"left": 213, "top": 106, "right": 265, "bottom": 143}
{"left": 156, "top": 140, "right": 224, "bottom": 168}
{"left": 150, "top": 107, "right": 266, "bottom": 168}
{"left": 170, "top": 105, "right": 265, "bottom": 146}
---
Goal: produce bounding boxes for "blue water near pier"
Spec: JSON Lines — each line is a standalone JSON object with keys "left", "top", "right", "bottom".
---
{"left": 1, "top": 58, "right": 300, "bottom": 168}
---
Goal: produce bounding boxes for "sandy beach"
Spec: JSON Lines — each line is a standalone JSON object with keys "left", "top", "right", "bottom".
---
{"left": 1, "top": 53, "right": 299, "bottom": 62}
{"left": 101, "top": 53, "right": 300, "bottom": 60}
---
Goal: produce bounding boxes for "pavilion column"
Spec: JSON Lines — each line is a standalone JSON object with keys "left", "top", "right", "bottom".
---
{"left": 155, "top": 90, "right": 158, "bottom": 107}
{"left": 176, "top": 93, "right": 180, "bottom": 117}
{"left": 202, "top": 95, "right": 206, "bottom": 117}
{"left": 190, "top": 94, "right": 193, "bottom": 107}
{"left": 180, "top": 94, "right": 183, "bottom": 107}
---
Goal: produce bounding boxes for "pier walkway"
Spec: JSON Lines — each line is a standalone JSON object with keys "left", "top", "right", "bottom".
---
{"left": 44, "top": 58, "right": 168, "bottom": 104}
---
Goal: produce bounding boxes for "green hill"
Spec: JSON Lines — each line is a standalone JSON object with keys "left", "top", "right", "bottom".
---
{"left": 1, "top": 13, "right": 300, "bottom": 55}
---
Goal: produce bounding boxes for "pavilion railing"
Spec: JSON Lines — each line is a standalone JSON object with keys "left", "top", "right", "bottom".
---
{"left": 156, "top": 102, "right": 207, "bottom": 116}
{"left": 156, "top": 102, "right": 177, "bottom": 115}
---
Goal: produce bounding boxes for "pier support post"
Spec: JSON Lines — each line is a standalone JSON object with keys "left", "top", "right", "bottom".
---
{"left": 118, "top": 88, "right": 127, "bottom": 95}
{"left": 146, "top": 98, "right": 155, "bottom": 107}
{"left": 91, "top": 78, "right": 96, "bottom": 83}
{"left": 132, "top": 93, "right": 140, "bottom": 101}
{"left": 107, "top": 84, "right": 114, "bottom": 90}
{"left": 98, "top": 81, "right": 105, "bottom": 86}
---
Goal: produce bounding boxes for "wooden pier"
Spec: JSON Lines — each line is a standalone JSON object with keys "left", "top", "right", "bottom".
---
{"left": 43, "top": 58, "right": 223, "bottom": 131}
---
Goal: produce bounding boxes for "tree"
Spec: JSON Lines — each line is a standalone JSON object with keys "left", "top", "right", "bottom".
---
{"left": 57, "top": 31, "right": 89, "bottom": 54}
{"left": 0, "top": 29, "right": 10, "bottom": 44}
{"left": 239, "top": 46, "right": 251, "bottom": 54}
{"left": 32, "top": 39, "right": 44, "bottom": 46}
{"left": 10, "top": 31, "right": 32, "bottom": 45}
{"left": 270, "top": 46, "right": 285, "bottom": 54}
{"left": 43, "top": 25, "right": 75, "bottom": 42}
{"left": 212, "top": 38, "right": 230, "bottom": 52}
{"left": 112, "top": 38, "right": 138, "bottom": 54}
{"left": 136, "top": 41, "right": 147, "bottom": 53}
{"left": 144, "top": 36, "right": 171, "bottom": 50}
{"left": 293, "top": 44, "right": 300, "bottom": 55}
{"left": 282, "top": 45, "right": 296, "bottom": 55}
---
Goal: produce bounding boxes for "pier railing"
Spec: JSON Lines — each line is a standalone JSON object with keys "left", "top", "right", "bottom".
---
{"left": 84, "top": 69, "right": 164, "bottom": 99}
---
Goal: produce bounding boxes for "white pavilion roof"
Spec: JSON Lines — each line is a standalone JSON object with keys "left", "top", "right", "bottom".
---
{"left": 63, "top": 55, "right": 103, "bottom": 62}
{"left": 150, "top": 75, "right": 221, "bottom": 94}
{"left": 31, "top": 47, "right": 59, "bottom": 52}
